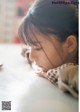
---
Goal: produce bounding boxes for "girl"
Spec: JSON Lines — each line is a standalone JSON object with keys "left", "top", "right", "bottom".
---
{"left": 18, "top": 0, "right": 78, "bottom": 97}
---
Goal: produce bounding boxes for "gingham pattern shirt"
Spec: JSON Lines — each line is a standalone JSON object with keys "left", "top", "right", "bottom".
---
{"left": 46, "top": 63, "right": 77, "bottom": 86}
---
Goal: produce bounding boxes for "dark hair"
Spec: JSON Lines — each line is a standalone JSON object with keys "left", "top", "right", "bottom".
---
{"left": 18, "top": 0, "right": 78, "bottom": 44}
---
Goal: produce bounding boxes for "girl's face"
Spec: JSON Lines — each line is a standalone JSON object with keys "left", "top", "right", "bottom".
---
{"left": 28, "top": 32, "right": 69, "bottom": 72}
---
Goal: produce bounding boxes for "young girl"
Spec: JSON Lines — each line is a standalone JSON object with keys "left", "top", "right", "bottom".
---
{"left": 18, "top": 0, "right": 78, "bottom": 97}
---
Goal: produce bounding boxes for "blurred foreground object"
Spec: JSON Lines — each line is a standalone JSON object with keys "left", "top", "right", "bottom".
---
{"left": 0, "top": 61, "right": 3, "bottom": 70}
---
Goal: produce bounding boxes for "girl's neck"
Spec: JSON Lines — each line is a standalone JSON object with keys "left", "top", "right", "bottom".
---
{"left": 65, "top": 56, "right": 78, "bottom": 65}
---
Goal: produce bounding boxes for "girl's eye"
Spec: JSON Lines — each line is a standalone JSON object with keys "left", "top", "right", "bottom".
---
{"left": 34, "top": 47, "right": 42, "bottom": 51}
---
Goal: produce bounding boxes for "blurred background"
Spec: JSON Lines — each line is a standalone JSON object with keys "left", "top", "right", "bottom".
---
{"left": 0, "top": 0, "right": 35, "bottom": 43}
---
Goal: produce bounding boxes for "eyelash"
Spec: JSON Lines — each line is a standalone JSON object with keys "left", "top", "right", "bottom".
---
{"left": 34, "top": 47, "right": 42, "bottom": 51}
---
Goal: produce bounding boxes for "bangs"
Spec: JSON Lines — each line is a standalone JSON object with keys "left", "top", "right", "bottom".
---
{"left": 18, "top": 18, "right": 42, "bottom": 46}
{"left": 26, "top": 24, "right": 42, "bottom": 46}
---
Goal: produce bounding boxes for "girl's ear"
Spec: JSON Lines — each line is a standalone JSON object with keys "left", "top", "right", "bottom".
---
{"left": 65, "top": 35, "right": 77, "bottom": 53}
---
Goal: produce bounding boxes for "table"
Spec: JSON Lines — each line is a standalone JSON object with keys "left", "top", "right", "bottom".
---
{"left": 0, "top": 44, "right": 78, "bottom": 112}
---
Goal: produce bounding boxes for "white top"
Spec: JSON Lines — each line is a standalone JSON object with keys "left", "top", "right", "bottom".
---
{"left": 0, "top": 44, "right": 78, "bottom": 112}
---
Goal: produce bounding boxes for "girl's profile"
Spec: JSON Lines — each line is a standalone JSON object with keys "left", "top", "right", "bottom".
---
{"left": 18, "top": 0, "right": 78, "bottom": 97}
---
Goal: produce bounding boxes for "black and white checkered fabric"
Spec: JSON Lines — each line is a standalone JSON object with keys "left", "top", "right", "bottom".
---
{"left": 46, "top": 63, "right": 77, "bottom": 86}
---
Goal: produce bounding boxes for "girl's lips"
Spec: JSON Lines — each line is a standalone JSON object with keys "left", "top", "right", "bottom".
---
{"left": 32, "top": 62, "right": 43, "bottom": 73}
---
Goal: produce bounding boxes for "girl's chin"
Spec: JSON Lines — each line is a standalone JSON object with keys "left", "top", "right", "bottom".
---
{"left": 40, "top": 67, "right": 48, "bottom": 72}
